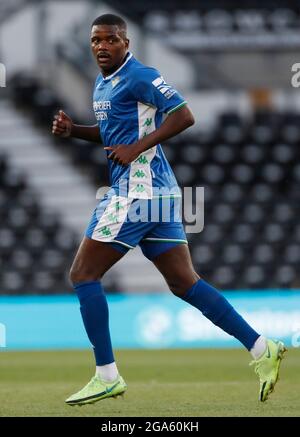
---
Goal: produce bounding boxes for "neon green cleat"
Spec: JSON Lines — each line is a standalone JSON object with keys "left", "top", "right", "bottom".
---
{"left": 65, "top": 374, "right": 127, "bottom": 406}
{"left": 250, "top": 339, "right": 287, "bottom": 402}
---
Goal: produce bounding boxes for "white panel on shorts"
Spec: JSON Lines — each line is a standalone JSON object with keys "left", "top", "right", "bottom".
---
{"left": 91, "top": 195, "right": 133, "bottom": 242}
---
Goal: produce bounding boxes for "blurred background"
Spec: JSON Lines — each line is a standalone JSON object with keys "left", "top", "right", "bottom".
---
{"left": 1, "top": 0, "right": 300, "bottom": 350}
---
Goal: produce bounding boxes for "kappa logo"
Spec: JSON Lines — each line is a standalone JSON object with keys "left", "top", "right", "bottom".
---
{"left": 115, "top": 201, "right": 125, "bottom": 211}
{"left": 132, "top": 184, "right": 146, "bottom": 193}
{"left": 98, "top": 226, "right": 112, "bottom": 236}
{"left": 152, "top": 77, "right": 176, "bottom": 99}
{"left": 133, "top": 170, "right": 146, "bottom": 178}
{"left": 135, "top": 155, "right": 149, "bottom": 164}
{"left": 107, "top": 213, "right": 119, "bottom": 223}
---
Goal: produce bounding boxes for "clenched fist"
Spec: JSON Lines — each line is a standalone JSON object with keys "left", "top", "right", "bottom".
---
{"left": 52, "top": 110, "right": 73, "bottom": 138}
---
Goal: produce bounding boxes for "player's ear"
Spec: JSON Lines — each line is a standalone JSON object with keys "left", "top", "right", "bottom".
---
{"left": 125, "top": 38, "right": 129, "bottom": 50}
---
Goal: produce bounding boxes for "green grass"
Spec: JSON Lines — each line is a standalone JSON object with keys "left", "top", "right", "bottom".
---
{"left": 0, "top": 348, "right": 299, "bottom": 417}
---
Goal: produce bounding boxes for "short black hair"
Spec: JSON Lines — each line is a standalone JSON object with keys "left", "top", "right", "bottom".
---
{"left": 91, "top": 14, "right": 127, "bottom": 35}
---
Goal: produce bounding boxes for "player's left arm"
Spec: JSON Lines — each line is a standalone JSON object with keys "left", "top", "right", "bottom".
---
{"left": 105, "top": 105, "right": 194, "bottom": 165}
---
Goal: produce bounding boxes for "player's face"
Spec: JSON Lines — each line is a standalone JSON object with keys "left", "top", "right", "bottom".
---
{"left": 91, "top": 25, "right": 129, "bottom": 75}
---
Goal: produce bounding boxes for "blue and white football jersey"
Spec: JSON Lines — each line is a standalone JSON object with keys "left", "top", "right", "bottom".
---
{"left": 93, "top": 52, "right": 187, "bottom": 199}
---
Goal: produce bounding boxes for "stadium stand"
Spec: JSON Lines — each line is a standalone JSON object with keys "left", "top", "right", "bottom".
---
{"left": 0, "top": 153, "right": 77, "bottom": 295}
{"left": 102, "top": 0, "right": 300, "bottom": 35}
{"left": 11, "top": 73, "right": 108, "bottom": 187}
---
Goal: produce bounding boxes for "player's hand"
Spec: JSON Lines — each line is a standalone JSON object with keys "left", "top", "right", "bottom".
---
{"left": 52, "top": 110, "right": 73, "bottom": 138}
{"left": 104, "top": 144, "right": 141, "bottom": 166}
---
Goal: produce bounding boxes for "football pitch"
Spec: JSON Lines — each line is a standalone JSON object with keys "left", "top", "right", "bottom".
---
{"left": 0, "top": 348, "right": 299, "bottom": 417}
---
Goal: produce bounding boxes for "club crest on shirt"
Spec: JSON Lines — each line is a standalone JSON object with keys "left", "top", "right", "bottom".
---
{"left": 112, "top": 76, "right": 121, "bottom": 88}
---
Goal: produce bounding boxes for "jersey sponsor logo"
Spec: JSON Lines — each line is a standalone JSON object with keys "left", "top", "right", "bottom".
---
{"left": 152, "top": 77, "right": 176, "bottom": 99}
{"left": 95, "top": 112, "right": 108, "bottom": 121}
{"left": 93, "top": 100, "right": 111, "bottom": 121}
{"left": 93, "top": 100, "right": 111, "bottom": 111}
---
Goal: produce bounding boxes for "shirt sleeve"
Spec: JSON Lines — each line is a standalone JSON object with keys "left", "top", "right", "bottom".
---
{"left": 129, "top": 66, "right": 187, "bottom": 114}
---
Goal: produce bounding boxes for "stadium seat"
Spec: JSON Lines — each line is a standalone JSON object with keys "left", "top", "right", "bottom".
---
{"left": 201, "top": 224, "right": 223, "bottom": 244}
{"left": 275, "top": 265, "right": 296, "bottom": 288}
{"left": 235, "top": 10, "right": 265, "bottom": 33}
{"left": 173, "top": 10, "right": 202, "bottom": 31}
{"left": 222, "top": 244, "right": 244, "bottom": 265}
{"left": 262, "top": 223, "right": 285, "bottom": 244}
{"left": 272, "top": 144, "right": 294, "bottom": 163}
{"left": 241, "top": 144, "right": 265, "bottom": 164}
{"left": 204, "top": 9, "right": 233, "bottom": 34}
{"left": 269, "top": 9, "right": 298, "bottom": 31}
{"left": 272, "top": 204, "right": 294, "bottom": 223}
{"left": 232, "top": 164, "right": 254, "bottom": 184}
{"left": 212, "top": 204, "right": 235, "bottom": 224}
{"left": 241, "top": 204, "right": 265, "bottom": 224}
{"left": 202, "top": 164, "right": 225, "bottom": 184}
{"left": 220, "top": 183, "right": 244, "bottom": 203}
{"left": 181, "top": 144, "right": 207, "bottom": 164}
{"left": 212, "top": 266, "right": 236, "bottom": 289}
{"left": 284, "top": 245, "right": 300, "bottom": 264}
{"left": 173, "top": 164, "right": 195, "bottom": 185}
{"left": 2, "top": 271, "right": 26, "bottom": 294}
{"left": 253, "top": 244, "right": 274, "bottom": 265}
{"left": 250, "top": 184, "right": 274, "bottom": 202}
{"left": 242, "top": 265, "right": 266, "bottom": 288}
{"left": 193, "top": 244, "right": 214, "bottom": 266}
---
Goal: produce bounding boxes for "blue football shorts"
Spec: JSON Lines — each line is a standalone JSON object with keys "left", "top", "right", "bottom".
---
{"left": 85, "top": 192, "right": 188, "bottom": 260}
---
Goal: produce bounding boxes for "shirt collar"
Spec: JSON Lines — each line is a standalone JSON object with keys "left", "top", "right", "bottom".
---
{"left": 102, "top": 52, "right": 133, "bottom": 81}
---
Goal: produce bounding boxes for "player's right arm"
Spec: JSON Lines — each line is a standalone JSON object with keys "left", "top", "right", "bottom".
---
{"left": 52, "top": 110, "right": 101, "bottom": 142}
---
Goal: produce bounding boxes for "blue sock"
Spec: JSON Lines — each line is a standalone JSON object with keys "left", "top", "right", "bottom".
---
{"left": 181, "top": 279, "right": 259, "bottom": 350}
{"left": 74, "top": 281, "right": 114, "bottom": 365}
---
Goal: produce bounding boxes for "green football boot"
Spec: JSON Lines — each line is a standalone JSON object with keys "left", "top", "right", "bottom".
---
{"left": 250, "top": 339, "right": 287, "bottom": 402}
{"left": 65, "top": 374, "right": 127, "bottom": 406}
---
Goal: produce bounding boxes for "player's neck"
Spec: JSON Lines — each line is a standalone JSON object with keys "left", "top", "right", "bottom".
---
{"left": 101, "top": 52, "right": 129, "bottom": 78}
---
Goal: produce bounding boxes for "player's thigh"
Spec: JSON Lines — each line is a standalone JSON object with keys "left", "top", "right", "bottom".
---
{"left": 69, "top": 236, "right": 125, "bottom": 283}
{"left": 151, "top": 244, "right": 199, "bottom": 296}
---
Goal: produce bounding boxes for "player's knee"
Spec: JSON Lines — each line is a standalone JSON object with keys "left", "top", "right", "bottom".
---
{"left": 169, "top": 284, "right": 186, "bottom": 297}
{"left": 69, "top": 266, "right": 83, "bottom": 285}
{"left": 69, "top": 265, "right": 102, "bottom": 285}
{"left": 167, "top": 272, "right": 200, "bottom": 297}
{"left": 168, "top": 279, "right": 191, "bottom": 297}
